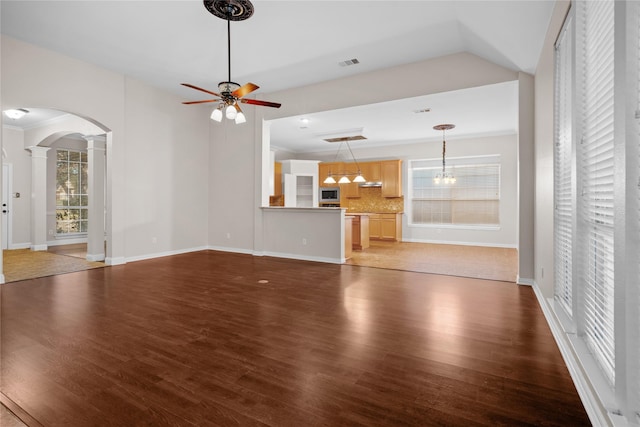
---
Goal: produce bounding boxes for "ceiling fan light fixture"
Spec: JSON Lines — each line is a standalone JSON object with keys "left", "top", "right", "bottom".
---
{"left": 225, "top": 104, "right": 237, "bottom": 120}
{"left": 211, "top": 107, "right": 223, "bottom": 122}
{"left": 182, "top": 0, "right": 280, "bottom": 124}
{"left": 234, "top": 105, "right": 246, "bottom": 124}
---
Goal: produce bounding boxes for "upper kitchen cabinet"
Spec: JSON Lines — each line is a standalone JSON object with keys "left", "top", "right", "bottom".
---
{"left": 361, "top": 161, "right": 381, "bottom": 183}
{"left": 381, "top": 160, "right": 402, "bottom": 198}
{"left": 319, "top": 162, "right": 343, "bottom": 187}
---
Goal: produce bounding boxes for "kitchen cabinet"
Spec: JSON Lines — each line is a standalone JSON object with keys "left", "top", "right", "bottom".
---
{"left": 344, "top": 216, "right": 353, "bottom": 259}
{"left": 381, "top": 160, "right": 402, "bottom": 197}
{"left": 361, "top": 161, "right": 381, "bottom": 182}
{"left": 273, "top": 161, "right": 282, "bottom": 196}
{"left": 347, "top": 214, "right": 370, "bottom": 250}
{"left": 369, "top": 213, "right": 402, "bottom": 241}
{"left": 344, "top": 181, "right": 360, "bottom": 198}
{"left": 319, "top": 162, "right": 342, "bottom": 187}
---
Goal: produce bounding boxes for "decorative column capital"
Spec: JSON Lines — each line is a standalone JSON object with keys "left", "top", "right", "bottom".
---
{"left": 26, "top": 146, "right": 50, "bottom": 158}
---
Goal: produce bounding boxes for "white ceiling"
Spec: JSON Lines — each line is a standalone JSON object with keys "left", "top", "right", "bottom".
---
{"left": 1, "top": 1, "right": 554, "bottom": 150}
{"left": 268, "top": 80, "right": 518, "bottom": 153}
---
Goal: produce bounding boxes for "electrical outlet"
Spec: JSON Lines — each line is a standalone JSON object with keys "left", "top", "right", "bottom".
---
{"left": 152, "top": 237, "right": 157, "bottom": 244}
{"left": 48, "top": 229, "right": 54, "bottom": 236}
{"left": 302, "top": 238, "right": 307, "bottom": 245}
{"left": 226, "top": 233, "right": 231, "bottom": 239}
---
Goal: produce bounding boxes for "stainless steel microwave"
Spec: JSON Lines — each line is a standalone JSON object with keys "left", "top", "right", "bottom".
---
{"left": 320, "top": 187, "right": 340, "bottom": 202}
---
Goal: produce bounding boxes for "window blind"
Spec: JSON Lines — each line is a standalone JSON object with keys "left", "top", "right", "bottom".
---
{"left": 410, "top": 158, "right": 500, "bottom": 226}
{"left": 579, "top": 0, "right": 616, "bottom": 385}
{"left": 554, "top": 15, "right": 574, "bottom": 317}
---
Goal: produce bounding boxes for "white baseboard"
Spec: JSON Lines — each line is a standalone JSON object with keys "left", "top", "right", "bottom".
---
{"left": 401, "top": 238, "right": 517, "bottom": 249}
{"left": 517, "top": 276, "right": 535, "bottom": 286}
{"left": 208, "top": 245, "right": 255, "bottom": 255}
{"left": 125, "top": 246, "right": 209, "bottom": 263}
{"left": 261, "top": 251, "right": 342, "bottom": 265}
{"left": 86, "top": 253, "right": 105, "bottom": 262}
{"left": 8, "top": 243, "right": 30, "bottom": 250}
{"left": 0, "top": 274, "right": 5, "bottom": 284}
{"left": 30, "top": 244, "right": 48, "bottom": 251}
{"left": 105, "top": 257, "right": 126, "bottom": 266}
{"left": 531, "top": 281, "right": 616, "bottom": 427}
{"left": 47, "top": 237, "right": 88, "bottom": 246}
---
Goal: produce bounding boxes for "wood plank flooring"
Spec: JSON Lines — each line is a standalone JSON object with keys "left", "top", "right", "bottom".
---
{"left": 0, "top": 251, "right": 589, "bottom": 426}
{"left": 346, "top": 241, "right": 518, "bottom": 282}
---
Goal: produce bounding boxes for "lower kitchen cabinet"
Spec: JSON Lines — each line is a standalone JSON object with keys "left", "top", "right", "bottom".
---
{"left": 369, "top": 213, "right": 402, "bottom": 241}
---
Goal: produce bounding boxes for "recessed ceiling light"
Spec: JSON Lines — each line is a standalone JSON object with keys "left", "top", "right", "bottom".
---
{"left": 4, "top": 108, "right": 29, "bottom": 119}
{"left": 300, "top": 118, "right": 309, "bottom": 124}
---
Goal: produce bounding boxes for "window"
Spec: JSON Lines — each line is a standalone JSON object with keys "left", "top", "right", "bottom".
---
{"left": 409, "top": 156, "right": 500, "bottom": 226}
{"left": 554, "top": 14, "right": 574, "bottom": 316}
{"left": 56, "top": 149, "right": 88, "bottom": 235}
{"left": 551, "top": 0, "right": 640, "bottom": 421}
{"left": 578, "top": 0, "right": 616, "bottom": 385}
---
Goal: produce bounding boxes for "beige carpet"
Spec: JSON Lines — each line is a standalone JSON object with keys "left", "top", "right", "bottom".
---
{"left": 346, "top": 241, "right": 518, "bottom": 282}
{"left": 2, "top": 249, "right": 105, "bottom": 283}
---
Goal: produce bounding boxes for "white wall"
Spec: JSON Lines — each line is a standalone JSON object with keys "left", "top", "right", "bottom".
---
{"left": 299, "top": 134, "right": 518, "bottom": 247}
{"left": 2, "top": 127, "right": 31, "bottom": 247}
{"left": 262, "top": 207, "right": 344, "bottom": 263}
{"left": 205, "top": 52, "right": 525, "bottom": 262}
{"left": 123, "top": 77, "right": 210, "bottom": 260}
{"left": 0, "top": 35, "right": 210, "bottom": 267}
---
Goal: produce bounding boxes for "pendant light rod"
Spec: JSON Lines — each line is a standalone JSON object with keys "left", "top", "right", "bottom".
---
{"left": 442, "top": 135, "right": 446, "bottom": 174}
{"left": 433, "top": 123, "right": 456, "bottom": 184}
{"left": 227, "top": 9, "right": 231, "bottom": 83}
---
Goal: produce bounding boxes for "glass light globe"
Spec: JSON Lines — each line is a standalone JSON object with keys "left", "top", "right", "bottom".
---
{"left": 210, "top": 108, "right": 223, "bottom": 122}
{"left": 225, "top": 104, "right": 237, "bottom": 120}
{"left": 338, "top": 176, "right": 351, "bottom": 184}
{"left": 324, "top": 176, "right": 337, "bottom": 184}
{"left": 235, "top": 111, "right": 246, "bottom": 124}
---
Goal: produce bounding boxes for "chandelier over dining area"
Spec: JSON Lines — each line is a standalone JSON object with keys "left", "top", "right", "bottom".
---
{"left": 433, "top": 124, "right": 456, "bottom": 184}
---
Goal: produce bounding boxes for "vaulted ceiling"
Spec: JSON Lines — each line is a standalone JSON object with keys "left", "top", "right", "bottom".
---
{"left": 1, "top": 1, "right": 555, "bottom": 151}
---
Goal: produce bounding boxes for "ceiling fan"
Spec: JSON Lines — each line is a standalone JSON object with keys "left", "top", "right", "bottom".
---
{"left": 181, "top": 0, "right": 281, "bottom": 124}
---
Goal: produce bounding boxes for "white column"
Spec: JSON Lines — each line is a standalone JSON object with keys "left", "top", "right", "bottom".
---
{"left": 28, "top": 146, "right": 50, "bottom": 251}
{"left": 86, "top": 137, "right": 106, "bottom": 261}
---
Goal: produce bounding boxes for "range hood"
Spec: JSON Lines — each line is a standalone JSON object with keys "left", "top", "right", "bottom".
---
{"left": 359, "top": 181, "right": 382, "bottom": 187}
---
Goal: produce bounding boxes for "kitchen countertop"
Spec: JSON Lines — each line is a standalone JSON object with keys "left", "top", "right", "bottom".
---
{"left": 346, "top": 212, "right": 404, "bottom": 215}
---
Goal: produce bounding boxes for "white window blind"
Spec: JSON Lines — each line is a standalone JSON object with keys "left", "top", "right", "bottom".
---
{"left": 554, "top": 15, "right": 574, "bottom": 317}
{"left": 410, "top": 157, "right": 500, "bottom": 226}
{"left": 579, "top": 0, "right": 616, "bottom": 385}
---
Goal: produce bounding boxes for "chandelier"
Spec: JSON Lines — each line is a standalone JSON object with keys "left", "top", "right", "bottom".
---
{"left": 322, "top": 141, "right": 366, "bottom": 184}
{"left": 433, "top": 124, "right": 456, "bottom": 184}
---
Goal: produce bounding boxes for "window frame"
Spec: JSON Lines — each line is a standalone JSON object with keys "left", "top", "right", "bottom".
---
{"left": 408, "top": 155, "right": 501, "bottom": 229}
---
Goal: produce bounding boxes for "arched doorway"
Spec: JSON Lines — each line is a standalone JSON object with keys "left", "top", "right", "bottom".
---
{"left": 1, "top": 108, "right": 112, "bottom": 283}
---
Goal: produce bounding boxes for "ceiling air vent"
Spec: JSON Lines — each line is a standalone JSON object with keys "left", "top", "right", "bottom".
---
{"left": 338, "top": 58, "right": 360, "bottom": 67}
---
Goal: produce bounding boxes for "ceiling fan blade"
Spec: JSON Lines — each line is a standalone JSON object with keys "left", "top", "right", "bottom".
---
{"left": 241, "top": 98, "right": 282, "bottom": 108}
{"left": 181, "top": 83, "right": 221, "bottom": 97}
{"left": 232, "top": 82, "right": 259, "bottom": 98}
{"left": 182, "top": 99, "right": 220, "bottom": 105}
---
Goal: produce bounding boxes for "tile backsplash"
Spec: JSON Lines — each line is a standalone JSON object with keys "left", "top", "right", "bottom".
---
{"left": 343, "top": 187, "right": 404, "bottom": 213}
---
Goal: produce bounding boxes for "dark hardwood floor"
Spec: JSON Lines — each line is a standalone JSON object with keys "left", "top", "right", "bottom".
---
{"left": 0, "top": 251, "right": 589, "bottom": 426}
